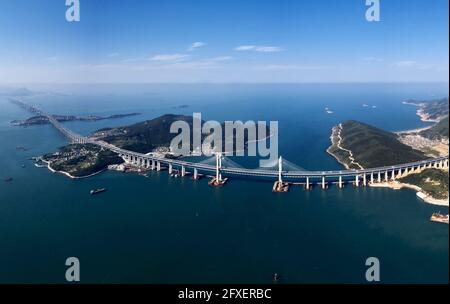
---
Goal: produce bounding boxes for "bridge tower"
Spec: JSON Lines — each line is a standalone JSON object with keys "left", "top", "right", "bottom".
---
{"left": 215, "top": 153, "right": 222, "bottom": 183}
{"left": 278, "top": 156, "right": 283, "bottom": 184}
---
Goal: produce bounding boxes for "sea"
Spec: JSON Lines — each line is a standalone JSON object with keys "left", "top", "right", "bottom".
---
{"left": 0, "top": 83, "right": 448, "bottom": 283}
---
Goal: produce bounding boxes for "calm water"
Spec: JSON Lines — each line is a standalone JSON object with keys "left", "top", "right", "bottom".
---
{"left": 0, "top": 83, "right": 448, "bottom": 283}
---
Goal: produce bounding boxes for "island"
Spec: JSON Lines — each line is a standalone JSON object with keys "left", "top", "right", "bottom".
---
{"left": 328, "top": 97, "right": 449, "bottom": 205}
{"left": 37, "top": 114, "right": 270, "bottom": 179}
{"left": 11, "top": 113, "right": 140, "bottom": 126}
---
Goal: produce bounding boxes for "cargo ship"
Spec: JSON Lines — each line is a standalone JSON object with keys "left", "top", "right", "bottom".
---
{"left": 430, "top": 213, "right": 449, "bottom": 224}
{"left": 90, "top": 188, "right": 107, "bottom": 195}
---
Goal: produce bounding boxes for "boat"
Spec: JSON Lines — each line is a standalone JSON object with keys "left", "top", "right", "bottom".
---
{"left": 273, "top": 273, "right": 281, "bottom": 283}
{"left": 90, "top": 188, "right": 107, "bottom": 195}
{"left": 430, "top": 212, "right": 449, "bottom": 224}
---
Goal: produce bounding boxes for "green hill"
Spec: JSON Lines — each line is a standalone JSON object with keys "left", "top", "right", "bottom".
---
{"left": 421, "top": 98, "right": 449, "bottom": 120}
{"left": 92, "top": 114, "right": 269, "bottom": 154}
{"left": 93, "top": 114, "right": 195, "bottom": 153}
{"left": 328, "top": 120, "right": 427, "bottom": 169}
{"left": 421, "top": 116, "right": 449, "bottom": 140}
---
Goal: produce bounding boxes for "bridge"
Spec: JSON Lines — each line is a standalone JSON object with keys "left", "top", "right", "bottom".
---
{"left": 12, "top": 99, "right": 449, "bottom": 190}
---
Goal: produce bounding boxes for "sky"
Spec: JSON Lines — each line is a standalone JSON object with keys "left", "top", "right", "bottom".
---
{"left": 0, "top": 0, "right": 448, "bottom": 83}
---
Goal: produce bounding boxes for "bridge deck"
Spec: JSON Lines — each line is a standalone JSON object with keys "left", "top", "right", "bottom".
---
{"left": 12, "top": 99, "right": 449, "bottom": 180}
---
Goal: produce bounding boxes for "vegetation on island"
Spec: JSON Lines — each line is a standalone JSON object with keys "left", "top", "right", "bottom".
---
{"left": 92, "top": 114, "right": 197, "bottom": 153}
{"left": 11, "top": 113, "right": 140, "bottom": 126}
{"left": 400, "top": 169, "right": 449, "bottom": 200}
{"left": 421, "top": 116, "right": 449, "bottom": 140}
{"left": 419, "top": 97, "right": 449, "bottom": 121}
{"left": 328, "top": 120, "right": 428, "bottom": 169}
{"left": 43, "top": 144, "right": 124, "bottom": 178}
{"left": 91, "top": 114, "right": 270, "bottom": 154}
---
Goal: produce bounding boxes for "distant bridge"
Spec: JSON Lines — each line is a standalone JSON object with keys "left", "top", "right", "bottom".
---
{"left": 12, "top": 99, "right": 449, "bottom": 189}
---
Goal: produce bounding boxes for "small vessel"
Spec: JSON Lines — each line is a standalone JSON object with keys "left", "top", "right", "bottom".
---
{"left": 273, "top": 273, "right": 281, "bottom": 283}
{"left": 430, "top": 213, "right": 449, "bottom": 224}
{"left": 90, "top": 188, "right": 107, "bottom": 195}
{"left": 4, "top": 177, "right": 13, "bottom": 182}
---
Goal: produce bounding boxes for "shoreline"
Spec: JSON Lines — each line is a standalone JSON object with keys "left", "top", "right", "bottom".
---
{"left": 402, "top": 100, "right": 446, "bottom": 123}
{"left": 369, "top": 181, "right": 449, "bottom": 207}
{"left": 40, "top": 158, "right": 105, "bottom": 179}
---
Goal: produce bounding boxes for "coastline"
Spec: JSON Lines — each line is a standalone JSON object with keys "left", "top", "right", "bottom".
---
{"left": 402, "top": 100, "right": 446, "bottom": 123}
{"left": 327, "top": 118, "right": 449, "bottom": 207}
{"left": 41, "top": 158, "right": 105, "bottom": 179}
{"left": 369, "top": 181, "right": 449, "bottom": 207}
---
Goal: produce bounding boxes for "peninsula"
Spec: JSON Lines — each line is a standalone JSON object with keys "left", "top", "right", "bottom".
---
{"left": 328, "top": 97, "right": 449, "bottom": 205}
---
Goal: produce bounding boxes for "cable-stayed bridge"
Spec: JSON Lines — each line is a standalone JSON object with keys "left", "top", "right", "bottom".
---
{"left": 12, "top": 99, "right": 449, "bottom": 189}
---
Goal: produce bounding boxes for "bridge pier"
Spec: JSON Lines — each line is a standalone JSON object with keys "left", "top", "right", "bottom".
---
{"left": 338, "top": 176, "right": 343, "bottom": 188}
{"left": 168, "top": 164, "right": 173, "bottom": 175}
{"left": 181, "top": 166, "right": 186, "bottom": 177}
{"left": 193, "top": 168, "right": 199, "bottom": 180}
{"left": 157, "top": 162, "right": 161, "bottom": 171}
{"left": 355, "top": 175, "right": 359, "bottom": 187}
{"left": 391, "top": 169, "right": 396, "bottom": 181}
{"left": 321, "top": 176, "right": 326, "bottom": 189}
{"left": 377, "top": 172, "right": 381, "bottom": 183}
{"left": 305, "top": 177, "right": 310, "bottom": 190}
{"left": 370, "top": 172, "right": 374, "bottom": 184}
{"left": 363, "top": 174, "right": 367, "bottom": 186}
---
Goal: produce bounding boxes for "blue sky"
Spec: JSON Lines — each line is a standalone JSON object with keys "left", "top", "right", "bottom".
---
{"left": 0, "top": 0, "right": 448, "bottom": 83}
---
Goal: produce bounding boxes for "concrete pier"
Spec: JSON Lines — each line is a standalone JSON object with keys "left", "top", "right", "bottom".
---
{"left": 305, "top": 177, "right": 310, "bottom": 190}
{"left": 321, "top": 176, "right": 327, "bottom": 189}
{"left": 193, "top": 168, "right": 199, "bottom": 180}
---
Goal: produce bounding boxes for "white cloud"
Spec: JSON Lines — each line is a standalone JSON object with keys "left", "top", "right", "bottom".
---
{"left": 393, "top": 61, "right": 441, "bottom": 70}
{"left": 44, "top": 56, "right": 61, "bottom": 63}
{"left": 108, "top": 52, "right": 120, "bottom": 58}
{"left": 363, "top": 57, "right": 383, "bottom": 62}
{"left": 394, "top": 60, "right": 418, "bottom": 67}
{"left": 209, "top": 56, "right": 233, "bottom": 62}
{"left": 188, "top": 42, "right": 207, "bottom": 51}
{"left": 149, "top": 54, "right": 190, "bottom": 62}
{"left": 234, "top": 45, "right": 283, "bottom": 53}
{"left": 255, "top": 64, "right": 327, "bottom": 70}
